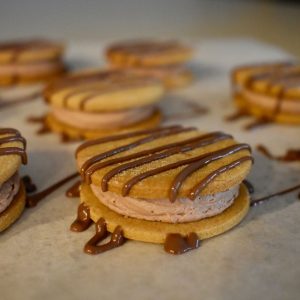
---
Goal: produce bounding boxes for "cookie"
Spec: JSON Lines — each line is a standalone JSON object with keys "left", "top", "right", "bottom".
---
{"left": 112, "top": 65, "right": 194, "bottom": 89}
{"left": 232, "top": 61, "right": 300, "bottom": 124}
{"left": 106, "top": 40, "right": 193, "bottom": 67}
{"left": 106, "top": 40, "right": 194, "bottom": 90}
{"left": 75, "top": 125, "right": 253, "bottom": 252}
{"left": 43, "top": 69, "right": 165, "bottom": 141}
{"left": 0, "top": 128, "right": 27, "bottom": 232}
{"left": 0, "top": 38, "right": 66, "bottom": 86}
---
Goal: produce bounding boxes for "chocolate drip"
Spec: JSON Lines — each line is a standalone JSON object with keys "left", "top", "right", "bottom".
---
{"left": 27, "top": 115, "right": 51, "bottom": 135}
{"left": 0, "top": 147, "right": 27, "bottom": 164}
{"left": 84, "top": 218, "right": 126, "bottom": 255}
{"left": 244, "top": 118, "right": 271, "bottom": 130}
{"left": 0, "top": 92, "right": 40, "bottom": 109}
{"left": 242, "top": 179, "right": 254, "bottom": 194}
{"left": 225, "top": 110, "right": 248, "bottom": 121}
{"left": 80, "top": 126, "right": 194, "bottom": 178}
{"left": 70, "top": 203, "right": 92, "bottom": 232}
{"left": 22, "top": 175, "right": 37, "bottom": 193}
{"left": 66, "top": 180, "right": 81, "bottom": 198}
{"left": 257, "top": 144, "right": 300, "bottom": 162}
{"left": 251, "top": 183, "right": 300, "bottom": 206}
{"left": 169, "top": 144, "right": 251, "bottom": 201}
{"left": 88, "top": 132, "right": 231, "bottom": 187}
{"left": 26, "top": 172, "right": 78, "bottom": 208}
{"left": 76, "top": 125, "right": 182, "bottom": 155}
{"left": 164, "top": 232, "right": 201, "bottom": 255}
{"left": 84, "top": 131, "right": 231, "bottom": 184}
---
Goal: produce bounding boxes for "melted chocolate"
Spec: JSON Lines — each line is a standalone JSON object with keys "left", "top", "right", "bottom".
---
{"left": 22, "top": 175, "right": 37, "bottom": 193}
{"left": 0, "top": 92, "right": 40, "bottom": 109}
{"left": 251, "top": 183, "right": 300, "bottom": 206}
{"left": 0, "top": 128, "right": 27, "bottom": 164}
{"left": 257, "top": 144, "right": 300, "bottom": 162}
{"left": 78, "top": 125, "right": 252, "bottom": 202}
{"left": 225, "top": 110, "right": 248, "bottom": 121}
{"left": 84, "top": 218, "right": 126, "bottom": 255}
{"left": 26, "top": 172, "right": 78, "bottom": 208}
{"left": 70, "top": 203, "right": 92, "bottom": 232}
{"left": 242, "top": 179, "right": 254, "bottom": 194}
{"left": 66, "top": 180, "right": 81, "bottom": 198}
{"left": 244, "top": 118, "right": 271, "bottom": 131}
{"left": 164, "top": 232, "right": 201, "bottom": 255}
{"left": 27, "top": 115, "right": 51, "bottom": 135}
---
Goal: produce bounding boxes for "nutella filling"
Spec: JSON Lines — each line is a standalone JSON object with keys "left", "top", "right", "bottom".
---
{"left": 0, "top": 173, "right": 20, "bottom": 214}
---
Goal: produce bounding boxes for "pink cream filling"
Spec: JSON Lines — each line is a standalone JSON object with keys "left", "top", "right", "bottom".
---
{"left": 0, "top": 173, "right": 20, "bottom": 214}
{"left": 90, "top": 184, "right": 239, "bottom": 223}
{"left": 0, "top": 60, "right": 62, "bottom": 76}
{"left": 51, "top": 105, "right": 155, "bottom": 130}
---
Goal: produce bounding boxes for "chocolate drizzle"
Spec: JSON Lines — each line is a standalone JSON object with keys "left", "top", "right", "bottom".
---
{"left": 251, "top": 183, "right": 300, "bottom": 206}
{"left": 27, "top": 115, "right": 51, "bottom": 135}
{"left": 84, "top": 218, "right": 126, "bottom": 255}
{"left": 77, "top": 125, "right": 253, "bottom": 202}
{"left": 244, "top": 118, "right": 271, "bottom": 131}
{"left": 225, "top": 110, "right": 249, "bottom": 121}
{"left": 66, "top": 180, "right": 81, "bottom": 198}
{"left": 0, "top": 92, "right": 40, "bottom": 109}
{"left": 0, "top": 128, "right": 27, "bottom": 164}
{"left": 164, "top": 232, "right": 201, "bottom": 254}
{"left": 70, "top": 203, "right": 92, "bottom": 232}
{"left": 242, "top": 179, "right": 254, "bottom": 194}
{"left": 26, "top": 172, "right": 78, "bottom": 208}
{"left": 22, "top": 175, "right": 37, "bottom": 193}
{"left": 257, "top": 144, "right": 300, "bottom": 162}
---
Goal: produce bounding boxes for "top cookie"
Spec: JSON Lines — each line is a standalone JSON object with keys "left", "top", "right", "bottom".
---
{"left": 0, "top": 39, "right": 64, "bottom": 64}
{"left": 76, "top": 126, "right": 253, "bottom": 200}
{"left": 44, "top": 69, "right": 165, "bottom": 112}
{"left": 106, "top": 40, "right": 193, "bottom": 67}
{"left": 0, "top": 128, "right": 27, "bottom": 185}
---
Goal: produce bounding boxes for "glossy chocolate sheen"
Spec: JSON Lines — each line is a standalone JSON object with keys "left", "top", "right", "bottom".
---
{"left": 257, "top": 144, "right": 300, "bottom": 162}
{"left": 70, "top": 203, "right": 92, "bottom": 232}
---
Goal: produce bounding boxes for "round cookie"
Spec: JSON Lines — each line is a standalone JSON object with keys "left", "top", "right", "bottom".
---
{"left": 80, "top": 182, "right": 250, "bottom": 243}
{"left": 106, "top": 40, "right": 193, "bottom": 67}
{"left": 0, "top": 182, "right": 26, "bottom": 232}
{"left": 45, "top": 109, "right": 162, "bottom": 140}
{"left": 76, "top": 127, "right": 253, "bottom": 199}
{"left": 44, "top": 69, "right": 165, "bottom": 112}
{"left": 232, "top": 62, "right": 300, "bottom": 124}
{"left": 0, "top": 39, "right": 64, "bottom": 64}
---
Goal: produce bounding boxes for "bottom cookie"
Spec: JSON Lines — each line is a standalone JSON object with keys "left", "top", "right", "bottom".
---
{"left": 80, "top": 183, "right": 250, "bottom": 244}
{"left": 0, "top": 182, "right": 26, "bottom": 232}
{"left": 45, "top": 109, "right": 162, "bottom": 141}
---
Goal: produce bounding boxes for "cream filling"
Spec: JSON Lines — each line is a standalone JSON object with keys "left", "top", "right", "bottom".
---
{"left": 241, "top": 88, "right": 300, "bottom": 115}
{"left": 90, "top": 184, "right": 239, "bottom": 223}
{"left": 51, "top": 105, "right": 155, "bottom": 130}
{"left": 0, "top": 60, "right": 62, "bottom": 76}
{"left": 0, "top": 173, "right": 20, "bottom": 214}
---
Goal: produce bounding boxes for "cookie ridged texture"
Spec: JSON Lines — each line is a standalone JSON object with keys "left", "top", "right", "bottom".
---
{"left": 106, "top": 40, "right": 193, "bottom": 67}
{"left": 0, "top": 129, "right": 26, "bottom": 185}
{"left": 81, "top": 183, "right": 250, "bottom": 243}
{"left": 44, "top": 69, "right": 165, "bottom": 112}
{"left": 0, "top": 182, "right": 25, "bottom": 232}
{"left": 0, "top": 39, "right": 64, "bottom": 64}
{"left": 76, "top": 127, "right": 252, "bottom": 200}
{"left": 46, "top": 109, "right": 162, "bottom": 140}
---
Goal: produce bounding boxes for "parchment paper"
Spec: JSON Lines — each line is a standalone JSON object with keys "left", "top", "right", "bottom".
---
{"left": 0, "top": 39, "right": 299, "bottom": 300}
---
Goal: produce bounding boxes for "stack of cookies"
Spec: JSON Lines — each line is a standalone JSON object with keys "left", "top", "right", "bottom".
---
{"left": 43, "top": 69, "right": 165, "bottom": 140}
{"left": 232, "top": 61, "right": 300, "bottom": 124}
{"left": 0, "top": 38, "right": 65, "bottom": 89}
{"left": 106, "top": 40, "right": 194, "bottom": 89}
{"left": 0, "top": 128, "right": 27, "bottom": 232}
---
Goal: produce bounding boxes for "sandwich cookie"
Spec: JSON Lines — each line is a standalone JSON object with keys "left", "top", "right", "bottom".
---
{"left": 231, "top": 61, "right": 300, "bottom": 126}
{"left": 73, "top": 125, "right": 253, "bottom": 254}
{"left": 106, "top": 40, "right": 194, "bottom": 89}
{"left": 42, "top": 69, "right": 164, "bottom": 141}
{"left": 0, "top": 38, "right": 65, "bottom": 86}
{"left": 0, "top": 128, "right": 27, "bottom": 232}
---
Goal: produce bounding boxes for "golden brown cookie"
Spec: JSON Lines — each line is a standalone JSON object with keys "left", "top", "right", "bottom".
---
{"left": 0, "top": 38, "right": 65, "bottom": 86}
{"left": 106, "top": 40, "right": 193, "bottom": 67}
{"left": 232, "top": 61, "right": 300, "bottom": 124}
